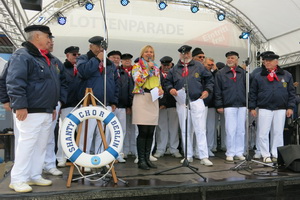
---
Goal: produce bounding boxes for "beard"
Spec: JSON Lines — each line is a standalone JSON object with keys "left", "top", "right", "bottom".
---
{"left": 227, "top": 62, "right": 236, "bottom": 67}
{"left": 180, "top": 58, "right": 192, "bottom": 63}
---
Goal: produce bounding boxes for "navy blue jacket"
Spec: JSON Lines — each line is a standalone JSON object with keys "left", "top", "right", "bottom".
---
{"left": 214, "top": 65, "right": 246, "bottom": 108}
{"left": 50, "top": 55, "right": 68, "bottom": 105}
{"left": 159, "top": 71, "right": 176, "bottom": 108}
{"left": 204, "top": 69, "right": 218, "bottom": 108}
{"left": 249, "top": 66, "right": 296, "bottom": 110}
{"left": 77, "top": 50, "right": 119, "bottom": 106}
{"left": 117, "top": 66, "right": 133, "bottom": 108}
{"left": 61, "top": 60, "right": 81, "bottom": 108}
{"left": 165, "top": 60, "right": 214, "bottom": 102}
{"left": 6, "top": 42, "right": 61, "bottom": 113}
{"left": 249, "top": 65, "right": 263, "bottom": 85}
{"left": 0, "top": 62, "right": 9, "bottom": 104}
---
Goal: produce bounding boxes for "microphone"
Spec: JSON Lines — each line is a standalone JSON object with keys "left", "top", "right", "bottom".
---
{"left": 148, "top": 57, "right": 154, "bottom": 70}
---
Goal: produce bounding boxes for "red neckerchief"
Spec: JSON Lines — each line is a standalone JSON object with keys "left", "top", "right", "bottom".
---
{"left": 122, "top": 66, "right": 132, "bottom": 77}
{"left": 180, "top": 61, "right": 189, "bottom": 77}
{"left": 39, "top": 49, "right": 50, "bottom": 66}
{"left": 161, "top": 69, "right": 167, "bottom": 78}
{"left": 230, "top": 66, "right": 237, "bottom": 82}
{"left": 73, "top": 64, "right": 78, "bottom": 76}
{"left": 267, "top": 67, "right": 279, "bottom": 82}
{"left": 98, "top": 62, "right": 104, "bottom": 74}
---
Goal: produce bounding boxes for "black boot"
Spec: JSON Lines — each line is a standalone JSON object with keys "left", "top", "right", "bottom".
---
{"left": 145, "top": 138, "right": 157, "bottom": 168}
{"left": 137, "top": 138, "right": 149, "bottom": 170}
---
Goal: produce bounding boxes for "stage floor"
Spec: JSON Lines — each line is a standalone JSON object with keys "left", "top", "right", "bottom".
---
{"left": 1, "top": 151, "right": 300, "bottom": 200}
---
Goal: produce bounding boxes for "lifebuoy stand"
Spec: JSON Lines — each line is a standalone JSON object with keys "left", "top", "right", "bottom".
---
{"left": 66, "top": 88, "right": 118, "bottom": 187}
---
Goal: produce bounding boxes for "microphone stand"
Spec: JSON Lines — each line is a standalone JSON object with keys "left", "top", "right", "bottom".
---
{"left": 155, "top": 56, "right": 207, "bottom": 181}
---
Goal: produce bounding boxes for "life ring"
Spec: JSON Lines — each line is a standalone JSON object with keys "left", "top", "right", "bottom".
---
{"left": 60, "top": 106, "right": 123, "bottom": 168}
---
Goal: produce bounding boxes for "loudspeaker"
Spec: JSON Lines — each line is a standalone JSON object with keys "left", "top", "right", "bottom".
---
{"left": 278, "top": 145, "right": 300, "bottom": 172}
{"left": 20, "top": 0, "right": 43, "bottom": 11}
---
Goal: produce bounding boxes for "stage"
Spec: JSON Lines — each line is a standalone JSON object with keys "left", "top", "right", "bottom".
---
{"left": 1, "top": 151, "right": 300, "bottom": 200}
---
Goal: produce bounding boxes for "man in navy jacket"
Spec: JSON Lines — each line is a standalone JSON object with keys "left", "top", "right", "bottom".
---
{"left": 249, "top": 53, "right": 296, "bottom": 163}
{"left": 165, "top": 45, "right": 214, "bottom": 166}
{"left": 214, "top": 51, "right": 246, "bottom": 162}
{"left": 76, "top": 36, "right": 119, "bottom": 169}
{"left": 6, "top": 25, "right": 61, "bottom": 192}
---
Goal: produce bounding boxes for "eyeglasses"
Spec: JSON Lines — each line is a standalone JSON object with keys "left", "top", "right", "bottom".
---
{"left": 198, "top": 56, "right": 205, "bottom": 59}
{"left": 72, "top": 53, "right": 81, "bottom": 56}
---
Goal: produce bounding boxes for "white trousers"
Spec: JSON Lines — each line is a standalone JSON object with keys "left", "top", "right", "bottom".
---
{"left": 156, "top": 107, "right": 179, "bottom": 154}
{"left": 206, "top": 107, "right": 217, "bottom": 151}
{"left": 253, "top": 109, "right": 261, "bottom": 155}
{"left": 12, "top": 113, "right": 19, "bottom": 155}
{"left": 258, "top": 109, "right": 286, "bottom": 158}
{"left": 56, "top": 107, "right": 74, "bottom": 163}
{"left": 11, "top": 113, "right": 52, "bottom": 184}
{"left": 43, "top": 102, "right": 61, "bottom": 170}
{"left": 123, "top": 114, "right": 137, "bottom": 155}
{"left": 220, "top": 114, "right": 226, "bottom": 150}
{"left": 113, "top": 108, "right": 126, "bottom": 154}
{"left": 224, "top": 107, "right": 246, "bottom": 157}
{"left": 177, "top": 99, "right": 208, "bottom": 159}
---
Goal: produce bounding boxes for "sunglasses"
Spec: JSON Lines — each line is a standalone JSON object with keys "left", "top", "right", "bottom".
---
{"left": 198, "top": 56, "right": 205, "bottom": 59}
{"left": 207, "top": 64, "right": 214, "bottom": 67}
{"left": 72, "top": 53, "right": 81, "bottom": 56}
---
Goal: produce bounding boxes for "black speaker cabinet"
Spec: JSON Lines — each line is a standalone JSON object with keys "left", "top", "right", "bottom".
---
{"left": 278, "top": 145, "right": 300, "bottom": 172}
{"left": 20, "top": 0, "right": 43, "bottom": 11}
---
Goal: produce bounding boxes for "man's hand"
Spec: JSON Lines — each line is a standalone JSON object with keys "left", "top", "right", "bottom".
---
{"left": 126, "top": 107, "right": 132, "bottom": 115}
{"left": 52, "top": 110, "right": 56, "bottom": 121}
{"left": 97, "top": 51, "right": 104, "bottom": 61}
{"left": 111, "top": 104, "right": 117, "bottom": 112}
{"left": 200, "top": 91, "right": 209, "bottom": 99}
{"left": 217, "top": 108, "right": 224, "bottom": 114}
{"left": 158, "top": 88, "right": 164, "bottom": 96}
{"left": 170, "top": 88, "right": 178, "bottom": 96}
{"left": 250, "top": 109, "right": 257, "bottom": 117}
{"left": 160, "top": 105, "right": 166, "bottom": 110}
{"left": 16, "top": 109, "right": 28, "bottom": 121}
{"left": 3, "top": 102, "right": 11, "bottom": 111}
{"left": 286, "top": 109, "right": 293, "bottom": 118}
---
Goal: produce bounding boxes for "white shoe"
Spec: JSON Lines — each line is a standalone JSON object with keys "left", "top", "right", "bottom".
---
{"left": 263, "top": 157, "right": 272, "bottom": 163}
{"left": 226, "top": 156, "right": 234, "bottom": 162}
{"left": 27, "top": 178, "right": 52, "bottom": 186}
{"left": 272, "top": 157, "right": 277, "bottom": 162}
{"left": 117, "top": 156, "right": 126, "bottom": 163}
{"left": 180, "top": 158, "right": 193, "bottom": 163}
{"left": 9, "top": 182, "right": 32, "bottom": 193}
{"left": 44, "top": 168, "right": 63, "bottom": 176}
{"left": 208, "top": 150, "right": 215, "bottom": 157}
{"left": 84, "top": 167, "right": 91, "bottom": 173}
{"left": 200, "top": 158, "right": 213, "bottom": 166}
{"left": 235, "top": 156, "right": 245, "bottom": 161}
{"left": 172, "top": 152, "right": 182, "bottom": 158}
{"left": 154, "top": 152, "right": 164, "bottom": 158}
{"left": 253, "top": 153, "right": 262, "bottom": 159}
{"left": 150, "top": 155, "right": 157, "bottom": 161}
{"left": 57, "top": 162, "right": 66, "bottom": 168}
{"left": 211, "top": 148, "right": 217, "bottom": 153}
{"left": 134, "top": 157, "right": 139, "bottom": 164}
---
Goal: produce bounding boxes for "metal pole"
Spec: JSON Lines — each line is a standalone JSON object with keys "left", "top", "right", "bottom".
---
{"left": 245, "top": 36, "right": 251, "bottom": 159}
{"left": 102, "top": 0, "right": 107, "bottom": 107}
